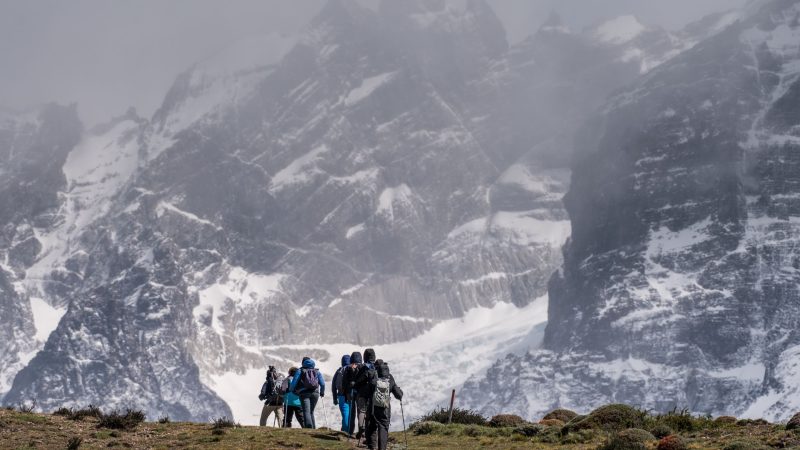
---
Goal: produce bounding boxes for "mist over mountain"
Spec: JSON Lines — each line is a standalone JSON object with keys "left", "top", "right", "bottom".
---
{"left": 1, "top": 0, "right": 796, "bottom": 426}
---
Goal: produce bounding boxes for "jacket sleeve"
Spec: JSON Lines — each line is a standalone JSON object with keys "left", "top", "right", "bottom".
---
{"left": 331, "top": 369, "right": 340, "bottom": 398}
{"left": 342, "top": 369, "right": 353, "bottom": 401}
{"left": 288, "top": 370, "right": 300, "bottom": 393}
{"left": 390, "top": 375, "right": 403, "bottom": 400}
{"left": 317, "top": 370, "right": 326, "bottom": 397}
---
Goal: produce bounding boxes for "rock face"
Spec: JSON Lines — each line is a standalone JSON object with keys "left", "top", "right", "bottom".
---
{"left": 462, "top": 0, "right": 800, "bottom": 422}
{"left": 0, "top": 0, "right": 736, "bottom": 421}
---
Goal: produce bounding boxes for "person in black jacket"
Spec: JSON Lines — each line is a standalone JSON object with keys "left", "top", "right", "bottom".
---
{"left": 351, "top": 348, "right": 377, "bottom": 440}
{"left": 331, "top": 354, "right": 351, "bottom": 432}
{"left": 366, "top": 359, "right": 403, "bottom": 450}
{"left": 258, "top": 366, "right": 284, "bottom": 427}
{"left": 342, "top": 351, "right": 363, "bottom": 437}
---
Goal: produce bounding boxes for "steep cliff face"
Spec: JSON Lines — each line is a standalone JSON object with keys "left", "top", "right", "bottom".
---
{"left": 0, "top": 105, "right": 82, "bottom": 398}
{"left": 463, "top": 0, "right": 800, "bottom": 421}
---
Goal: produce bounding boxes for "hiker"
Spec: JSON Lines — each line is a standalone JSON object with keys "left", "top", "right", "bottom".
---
{"left": 331, "top": 354, "right": 351, "bottom": 432}
{"left": 258, "top": 366, "right": 284, "bottom": 427}
{"left": 365, "top": 360, "right": 403, "bottom": 450}
{"left": 351, "top": 348, "right": 378, "bottom": 440}
{"left": 288, "top": 356, "right": 325, "bottom": 428}
{"left": 282, "top": 367, "right": 304, "bottom": 428}
{"left": 342, "top": 351, "right": 363, "bottom": 437}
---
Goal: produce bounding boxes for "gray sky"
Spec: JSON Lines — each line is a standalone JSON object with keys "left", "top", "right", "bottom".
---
{"left": 0, "top": 0, "right": 746, "bottom": 126}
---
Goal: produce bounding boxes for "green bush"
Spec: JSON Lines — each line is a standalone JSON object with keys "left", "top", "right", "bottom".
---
{"left": 787, "top": 412, "right": 800, "bottom": 431}
{"left": 714, "top": 415, "right": 737, "bottom": 426}
{"left": 561, "top": 429, "right": 597, "bottom": 444}
{"left": 417, "top": 407, "right": 487, "bottom": 426}
{"left": 599, "top": 428, "right": 656, "bottom": 450}
{"left": 410, "top": 421, "right": 445, "bottom": 435}
{"left": 722, "top": 441, "right": 769, "bottom": 450}
{"left": 68, "top": 405, "right": 103, "bottom": 421}
{"left": 488, "top": 414, "right": 527, "bottom": 428}
{"left": 158, "top": 416, "right": 170, "bottom": 424}
{"left": 649, "top": 424, "right": 673, "bottom": 439}
{"left": 211, "top": 416, "right": 239, "bottom": 430}
{"left": 563, "top": 404, "right": 645, "bottom": 433}
{"left": 53, "top": 407, "right": 73, "bottom": 417}
{"left": 513, "top": 424, "right": 545, "bottom": 437}
{"left": 542, "top": 408, "right": 578, "bottom": 423}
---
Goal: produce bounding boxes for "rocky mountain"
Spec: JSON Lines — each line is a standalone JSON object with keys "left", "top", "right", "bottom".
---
{"left": 0, "top": 0, "right": 743, "bottom": 422}
{"left": 462, "top": 0, "right": 800, "bottom": 422}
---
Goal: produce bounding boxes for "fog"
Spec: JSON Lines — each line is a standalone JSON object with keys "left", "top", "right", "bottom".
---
{"left": 0, "top": 0, "right": 746, "bottom": 125}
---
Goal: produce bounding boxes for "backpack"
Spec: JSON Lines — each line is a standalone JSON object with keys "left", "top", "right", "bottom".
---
{"left": 277, "top": 377, "right": 290, "bottom": 396}
{"left": 373, "top": 377, "right": 391, "bottom": 408}
{"left": 296, "top": 368, "right": 319, "bottom": 393}
{"left": 267, "top": 374, "right": 285, "bottom": 404}
{"left": 334, "top": 367, "right": 345, "bottom": 392}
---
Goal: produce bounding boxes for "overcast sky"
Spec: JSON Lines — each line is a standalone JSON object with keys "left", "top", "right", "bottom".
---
{"left": 0, "top": 0, "right": 747, "bottom": 126}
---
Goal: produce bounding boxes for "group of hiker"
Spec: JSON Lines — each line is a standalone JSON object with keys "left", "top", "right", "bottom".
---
{"left": 258, "top": 348, "right": 403, "bottom": 450}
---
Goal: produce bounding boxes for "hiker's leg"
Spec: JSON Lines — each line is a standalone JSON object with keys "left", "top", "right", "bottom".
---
{"left": 275, "top": 405, "right": 284, "bottom": 428}
{"left": 348, "top": 397, "right": 356, "bottom": 435}
{"left": 338, "top": 395, "right": 349, "bottom": 431}
{"left": 356, "top": 397, "right": 367, "bottom": 435}
{"left": 300, "top": 395, "right": 313, "bottom": 428}
{"left": 259, "top": 403, "right": 269, "bottom": 427}
{"left": 308, "top": 391, "right": 319, "bottom": 429}
{"left": 294, "top": 407, "right": 305, "bottom": 428}
{"left": 365, "top": 411, "right": 377, "bottom": 449}
{"left": 376, "top": 408, "right": 390, "bottom": 450}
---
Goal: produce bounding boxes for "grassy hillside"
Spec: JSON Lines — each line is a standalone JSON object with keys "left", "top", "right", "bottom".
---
{"left": 1, "top": 404, "right": 799, "bottom": 449}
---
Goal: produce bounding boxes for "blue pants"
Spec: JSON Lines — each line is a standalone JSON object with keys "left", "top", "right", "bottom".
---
{"left": 337, "top": 395, "right": 350, "bottom": 432}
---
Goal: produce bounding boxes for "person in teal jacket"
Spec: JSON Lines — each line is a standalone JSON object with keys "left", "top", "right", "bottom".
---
{"left": 282, "top": 367, "right": 304, "bottom": 428}
{"left": 288, "top": 357, "right": 325, "bottom": 428}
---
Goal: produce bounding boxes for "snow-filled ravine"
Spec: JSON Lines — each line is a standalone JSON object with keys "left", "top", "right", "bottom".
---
{"left": 204, "top": 296, "right": 549, "bottom": 427}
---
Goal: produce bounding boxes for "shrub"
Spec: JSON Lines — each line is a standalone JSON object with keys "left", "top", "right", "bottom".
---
{"left": 53, "top": 407, "right": 73, "bottom": 417}
{"left": 67, "top": 437, "right": 82, "bottom": 450}
{"left": 211, "top": 428, "right": 226, "bottom": 436}
{"left": 513, "top": 424, "right": 545, "bottom": 437}
{"left": 714, "top": 415, "right": 737, "bottom": 426}
{"left": 561, "top": 429, "right": 597, "bottom": 444}
{"left": 410, "top": 421, "right": 445, "bottom": 436}
{"left": 599, "top": 428, "right": 656, "bottom": 450}
{"left": 211, "top": 416, "right": 239, "bottom": 429}
{"left": 462, "top": 425, "right": 486, "bottom": 437}
{"left": 488, "top": 414, "right": 527, "bottom": 428}
{"left": 787, "top": 413, "right": 800, "bottom": 430}
{"left": 69, "top": 405, "right": 103, "bottom": 421}
{"left": 158, "top": 416, "right": 170, "bottom": 424}
{"left": 539, "top": 419, "right": 565, "bottom": 427}
{"left": 564, "top": 404, "right": 645, "bottom": 433}
{"left": 17, "top": 399, "right": 37, "bottom": 413}
{"left": 543, "top": 408, "right": 578, "bottom": 423}
{"left": 97, "top": 409, "right": 146, "bottom": 430}
{"left": 723, "top": 441, "right": 769, "bottom": 450}
{"left": 654, "top": 408, "right": 696, "bottom": 432}
{"left": 736, "top": 418, "right": 769, "bottom": 426}
{"left": 649, "top": 424, "right": 673, "bottom": 439}
{"left": 657, "top": 435, "right": 688, "bottom": 450}
{"left": 417, "top": 407, "right": 487, "bottom": 426}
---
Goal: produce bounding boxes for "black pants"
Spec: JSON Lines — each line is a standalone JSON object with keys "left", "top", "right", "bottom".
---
{"left": 366, "top": 406, "right": 391, "bottom": 450}
{"left": 284, "top": 405, "right": 304, "bottom": 428}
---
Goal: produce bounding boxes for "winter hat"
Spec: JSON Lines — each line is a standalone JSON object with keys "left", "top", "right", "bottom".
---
{"left": 364, "top": 348, "right": 376, "bottom": 363}
{"left": 350, "top": 351, "right": 363, "bottom": 364}
{"left": 376, "top": 359, "right": 390, "bottom": 378}
{"left": 341, "top": 354, "right": 351, "bottom": 367}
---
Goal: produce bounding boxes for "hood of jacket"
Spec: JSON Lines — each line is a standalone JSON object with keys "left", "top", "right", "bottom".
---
{"left": 350, "top": 351, "right": 363, "bottom": 364}
{"left": 364, "top": 348, "right": 376, "bottom": 364}
{"left": 302, "top": 358, "right": 316, "bottom": 369}
{"left": 341, "top": 354, "right": 351, "bottom": 367}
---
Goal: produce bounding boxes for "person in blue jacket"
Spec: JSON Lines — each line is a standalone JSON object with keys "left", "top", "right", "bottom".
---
{"left": 288, "top": 356, "right": 325, "bottom": 428}
{"left": 331, "top": 354, "right": 351, "bottom": 432}
{"left": 282, "top": 367, "right": 304, "bottom": 428}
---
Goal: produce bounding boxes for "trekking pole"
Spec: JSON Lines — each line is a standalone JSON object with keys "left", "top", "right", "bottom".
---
{"left": 401, "top": 399, "right": 409, "bottom": 449}
{"left": 323, "top": 401, "right": 329, "bottom": 429}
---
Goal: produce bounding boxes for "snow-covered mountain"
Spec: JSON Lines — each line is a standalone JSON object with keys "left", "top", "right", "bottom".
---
{"left": 0, "top": 0, "right": 748, "bottom": 423}
{"left": 462, "top": 0, "right": 800, "bottom": 422}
